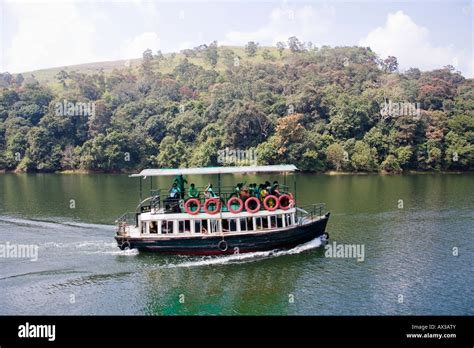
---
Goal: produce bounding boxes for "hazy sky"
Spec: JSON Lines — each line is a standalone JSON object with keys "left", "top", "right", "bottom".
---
{"left": 1, "top": 0, "right": 473, "bottom": 76}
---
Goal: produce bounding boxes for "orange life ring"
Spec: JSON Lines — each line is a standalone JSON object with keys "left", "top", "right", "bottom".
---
{"left": 227, "top": 197, "right": 243, "bottom": 213}
{"left": 204, "top": 198, "right": 221, "bottom": 214}
{"left": 245, "top": 196, "right": 260, "bottom": 213}
{"left": 263, "top": 195, "right": 279, "bottom": 211}
{"left": 184, "top": 198, "right": 201, "bottom": 215}
{"left": 279, "top": 194, "right": 292, "bottom": 210}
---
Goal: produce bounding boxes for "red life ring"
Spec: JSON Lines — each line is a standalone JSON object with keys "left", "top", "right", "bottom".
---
{"left": 204, "top": 198, "right": 221, "bottom": 214}
{"left": 279, "top": 194, "right": 292, "bottom": 210}
{"left": 245, "top": 197, "right": 261, "bottom": 213}
{"left": 227, "top": 197, "right": 243, "bottom": 213}
{"left": 263, "top": 195, "right": 279, "bottom": 211}
{"left": 184, "top": 198, "right": 201, "bottom": 215}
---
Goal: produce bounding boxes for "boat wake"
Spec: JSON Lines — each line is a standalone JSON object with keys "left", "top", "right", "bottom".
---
{"left": 40, "top": 240, "right": 138, "bottom": 256}
{"left": 0, "top": 215, "right": 113, "bottom": 231}
{"left": 163, "top": 237, "right": 323, "bottom": 268}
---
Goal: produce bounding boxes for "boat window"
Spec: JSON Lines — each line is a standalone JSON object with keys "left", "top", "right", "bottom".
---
{"left": 222, "top": 219, "right": 229, "bottom": 232}
{"left": 149, "top": 221, "right": 158, "bottom": 234}
{"left": 277, "top": 215, "right": 283, "bottom": 228}
{"left": 202, "top": 220, "right": 209, "bottom": 234}
{"left": 161, "top": 220, "right": 174, "bottom": 234}
{"left": 285, "top": 214, "right": 292, "bottom": 226}
{"left": 194, "top": 220, "right": 202, "bottom": 234}
{"left": 255, "top": 217, "right": 263, "bottom": 230}
{"left": 240, "top": 218, "right": 247, "bottom": 232}
{"left": 247, "top": 217, "right": 254, "bottom": 231}
{"left": 262, "top": 216, "right": 269, "bottom": 229}
{"left": 229, "top": 219, "right": 237, "bottom": 232}
{"left": 178, "top": 220, "right": 191, "bottom": 233}
{"left": 221, "top": 219, "right": 236, "bottom": 232}
{"left": 209, "top": 219, "right": 220, "bottom": 233}
{"left": 269, "top": 215, "right": 277, "bottom": 229}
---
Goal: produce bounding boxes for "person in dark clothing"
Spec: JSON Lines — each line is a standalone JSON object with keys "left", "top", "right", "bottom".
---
{"left": 174, "top": 175, "right": 187, "bottom": 199}
{"left": 272, "top": 181, "right": 281, "bottom": 196}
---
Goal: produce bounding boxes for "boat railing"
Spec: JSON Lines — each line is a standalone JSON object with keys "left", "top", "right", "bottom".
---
{"left": 296, "top": 203, "right": 326, "bottom": 224}
{"left": 138, "top": 185, "right": 292, "bottom": 214}
{"left": 115, "top": 212, "right": 138, "bottom": 234}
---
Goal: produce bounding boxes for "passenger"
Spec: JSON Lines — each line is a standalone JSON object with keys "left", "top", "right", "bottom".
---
{"left": 188, "top": 183, "right": 199, "bottom": 198}
{"left": 272, "top": 181, "right": 281, "bottom": 196}
{"left": 240, "top": 186, "right": 250, "bottom": 200}
{"left": 174, "top": 175, "right": 187, "bottom": 199}
{"left": 260, "top": 185, "right": 268, "bottom": 202}
{"left": 265, "top": 181, "right": 272, "bottom": 193}
{"left": 204, "top": 183, "right": 217, "bottom": 198}
{"left": 256, "top": 184, "right": 264, "bottom": 200}
{"left": 169, "top": 183, "right": 180, "bottom": 198}
{"left": 233, "top": 183, "right": 242, "bottom": 197}
{"left": 249, "top": 183, "right": 257, "bottom": 197}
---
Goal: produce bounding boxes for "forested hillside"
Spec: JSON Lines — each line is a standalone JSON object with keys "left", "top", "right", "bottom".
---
{"left": 0, "top": 39, "right": 473, "bottom": 173}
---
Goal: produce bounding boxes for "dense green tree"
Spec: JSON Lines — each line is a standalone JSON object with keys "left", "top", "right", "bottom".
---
{"left": 351, "top": 141, "right": 378, "bottom": 171}
{"left": 326, "top": 143, "right": 346, "bottom": 171}
{"left": 225, "top": 103, "right": 271, "bottom": 148}
{"left": 380, "top": 155, "right": 402, "bottom": 173}
{"left": 245, "top": 41, "right": 259, "bottom": 57}
{"left": 154, "top": 135, "right": 187, "bottom": 168}
{"left": 287, "top": 36, "right": 305, "bottom": 53}
{"left": 204, "top": 41, "right": 219, "bottom": 67}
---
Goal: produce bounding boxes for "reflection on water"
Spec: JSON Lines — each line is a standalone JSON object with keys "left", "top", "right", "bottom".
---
{"left": 0, "top": 173, "right": 473, "bottom": 315}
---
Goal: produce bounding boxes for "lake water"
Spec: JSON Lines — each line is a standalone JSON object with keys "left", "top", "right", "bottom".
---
{"left": 0, "top": 173, "right": 472, "bottom": 315}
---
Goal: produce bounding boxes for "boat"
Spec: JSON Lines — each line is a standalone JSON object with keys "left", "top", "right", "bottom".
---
{"left": 115, "top": 165, "right": 330, "bottom": 254}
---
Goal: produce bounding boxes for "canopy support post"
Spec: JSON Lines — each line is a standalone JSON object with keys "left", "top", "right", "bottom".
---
{"left": 293, "top": 173, "right": 297, "bottom": 207}
{"left": 139, "top": 177, "right": 143, "bottom": 204}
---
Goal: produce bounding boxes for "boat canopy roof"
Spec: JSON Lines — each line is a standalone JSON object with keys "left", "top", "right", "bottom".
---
{"left": 130, "top": 165, "right": 298, "bottom": 177}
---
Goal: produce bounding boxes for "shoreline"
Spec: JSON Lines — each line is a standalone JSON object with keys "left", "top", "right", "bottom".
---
{"left": 0, "top": 169, "right": 471, "bottom": 175}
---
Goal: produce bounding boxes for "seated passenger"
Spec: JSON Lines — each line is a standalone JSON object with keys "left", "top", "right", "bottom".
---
{"left": 265, "top": 181, "right": 272, "bottom": 193}
{"left": 169, "top": 183, "right": 180, "bottom": 198}
{"left": 249, "top": 183, "right": 257, "bottom": 196}
{"left": 204, "top": 183, "right": 217, "bottom": 198}
{"left": 256, "top": 184, "right": 264, "bottom": 200}
{"left": 240, "top": 186, "right": 250, "bottom": 200}
{"left": 188, "top": 183, "right": 199, "bottom": 198}
{"left": 260, "top": 186, "right": 268, "bottom": 202}
{"left": 272, "top": 181, "right": 281, "bottom": 196}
